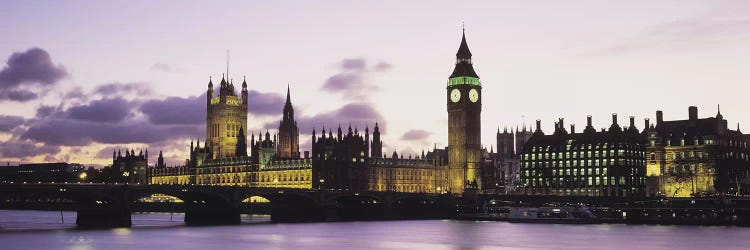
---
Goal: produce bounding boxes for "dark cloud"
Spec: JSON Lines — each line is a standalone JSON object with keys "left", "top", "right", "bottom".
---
{"left": 150, "top": 63, "right": 172, "bottom": 72}
{"left": 0, "top": 140, "right": 60, "bottom": 159}
{"left": 66, "top": 98, "right": 133, "bottom": 123}
{"left": 94, "top": 82, "right": 151, "bottom": 96}
{"left": 320, "top": 58, "right": 389, "bottom": 99}
{"left": 264, "top": 102, "right": 385, "bottom": 136}
{"left": 35, "top": 105, "right": 56, "bottom": 118}
{"left": 0, "top": 89, "right": 38, "bottom": 102}
{"left": 0, "top": 48, "right": 68, "bottom": 102}
{"left": 247, "top": 90, "right": 285, "bottom": 116}
{"left": 400, "top": 129, "right": 431, "bottom": 141}
{"left": 140, "top": 94, "right": 206, "bottom": 125}
{"left": 22, "top": 117, "right": 202, "bottom": 146}
{"left": 0, "top": 115, "right": 25, "bottom": 132}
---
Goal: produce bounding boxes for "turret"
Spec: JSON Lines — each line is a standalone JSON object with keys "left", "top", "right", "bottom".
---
{"left": 371, "top": 122, "right": 382, "bottom": 158}
{"left": 312, "top": 127, "right": 317, "bottom": 144}
{"left": 337, "top": 124, "right": 343, "bottom": 142}
{"left": 207, "top": 76, "right": 214, "bottom": 104}
{"left": 364, "top": 125, "right": 370, "bottom": 158}
{"left": 241, "top": 76, "right": 248, "bottom": 105}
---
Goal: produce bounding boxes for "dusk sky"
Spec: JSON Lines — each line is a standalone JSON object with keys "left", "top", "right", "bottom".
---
{"left": 1, "top": 0, "right": 749, "bottom": 166}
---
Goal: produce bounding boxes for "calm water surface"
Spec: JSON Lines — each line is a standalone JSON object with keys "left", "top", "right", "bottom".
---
{"left": 0, "top": 210, "right": 747, "bottom": 249}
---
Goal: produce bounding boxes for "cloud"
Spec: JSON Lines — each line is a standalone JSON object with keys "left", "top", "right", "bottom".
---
{"left": 21, "top": 93, "right": 203, "bottom": 146}
{"left": 0, "top": 140, "right": 60, "bottom": 159}
{"left": 66, "top": 98, "right": 133, "bottom": 123}
{"left": 0, "top": 115, "right": 25, "bottom": 132}
{"left": 150, "top": 63, "right": 172, "bottom": 72}
{"left": 340, "top": 58, "right": 367, "bottom": 71}
{"left": 0, "top": 89, "right": 38, "bottom": 102}
{"left": 400, "top": 129, "right": 431, "bottom": 141}
{"left": 140, "top": 94, "right": 206, "bottom": 125}
{"left": 0, "top": 48, "right": 68, "bottom": 102}
{"left": 22, "top": 117, "right": 202, "bottom": 146}
{"left": 247, "top": 90, "right": 285, "bottom": 116}
{"left": 63, "top": 87, "right": 86, "bottom": 101}
{"left": 595, "top": 1, "right": 750, "bottom": 55}
{"left": 264, "top": 102, "right": 386, "bottom": 136}
{"left": 373, "top": 62, "right": 392, "bottom": 71}
{"left": 35, "top": 105, "right": 56, "bottom": 118}
{"left": 320, "top": 58, "right": 391, "bottom": 100}
{"left": 93, "top": 82, "right": 151, "bottom": 96}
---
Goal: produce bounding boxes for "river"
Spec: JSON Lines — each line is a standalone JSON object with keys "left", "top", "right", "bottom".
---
{"left": 0, "top": 210, "right": 747, "bottom": 249}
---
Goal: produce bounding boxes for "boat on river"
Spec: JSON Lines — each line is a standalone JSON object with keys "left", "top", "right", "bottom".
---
{"left": 508, "top": 206, "right": 599, "bottom": 224}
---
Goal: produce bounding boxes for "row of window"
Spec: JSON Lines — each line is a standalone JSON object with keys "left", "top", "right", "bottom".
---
{"left": 523, "top": 150, "right": 645, "bottom": 160}
{"left": 530, "top": 142, "right": 642, "bottom": 152}
{"left": 523, "top": 159, "right": 646, "bottom": 168}
{"left": 523, "top": 176, "right": 644, "bottom": 187}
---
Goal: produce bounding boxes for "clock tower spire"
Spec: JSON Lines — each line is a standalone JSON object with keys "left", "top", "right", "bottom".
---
{"left": 447, "top": 28, "right": 482, "bottom": 193}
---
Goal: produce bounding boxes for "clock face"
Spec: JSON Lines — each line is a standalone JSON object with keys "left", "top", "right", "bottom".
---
{"left": 450, "top": 89, "right": 461, "bottom": 103}
{"left": 469, "top": 89, "right": 479, "bottom": 102}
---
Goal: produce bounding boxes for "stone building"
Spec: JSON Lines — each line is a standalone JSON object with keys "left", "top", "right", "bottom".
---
{"left": 646, "top": 106, "right": 750, "bottom": 197}
{"left": 311, "top": 123, "right": 450, "bottom": 193}
{"left": 206, "top": 75, "right": 248, "bottom": 159}
{"left": 112, "top": 148, "right": 149, "bottom": 184}
{"left": 520, "top": 115, "right": 648, "bottom": 197}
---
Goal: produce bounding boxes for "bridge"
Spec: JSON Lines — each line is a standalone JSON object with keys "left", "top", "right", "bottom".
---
{"left": 0, "top": 184, "right": 459, "bottom": 228}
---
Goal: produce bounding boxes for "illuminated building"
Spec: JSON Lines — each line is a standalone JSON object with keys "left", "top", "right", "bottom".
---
{"left": 112, "top": 148, "right": 149, "bottom": 184}
{"left": 277, "top": 86, "right": 300, "bottom": 159}
{"left": 206, "top": 75, "right": 248, "bottom": 159}
{"left": 151, "top": 77, "right": 311, "bottom": 188}
{"left": 646, "top": 106, "right": 750, "bottom": 197}
{"left": 311, "top": 123, "right": 450, "bottom": 193}
{"left": 447, "top": 29, "right": 483, "bottom": 193}
{"left": 520, "top": 115, "right": 647, "bottom": 197}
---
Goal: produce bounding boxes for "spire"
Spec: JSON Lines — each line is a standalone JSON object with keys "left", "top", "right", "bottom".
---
{"left": 242, "top": 76, "right": 247, "bottom": 88}
{"left": 286, "top": 83, "right": 291, "bottom": 104}
{"left": 717, "top": 104, "right": 723, "bottom": 119}
{"left": 208, "top": 76, "right": 213, "bottom": 88}
{"left": 449, "top": 27, "right": 479, "bottom": 78}
{"left": 283, "top": 84, "right": 294, "bottom": 120}
{"left": 456, "top": 27, "right": 472, "bottom": 59}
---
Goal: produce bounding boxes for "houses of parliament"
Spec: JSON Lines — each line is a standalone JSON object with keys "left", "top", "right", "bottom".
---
{"left": 149, "top": 30, "right": 750, "bottom": 198}
{"left": 150, "top": 31, "right": 486, "bottom": 194}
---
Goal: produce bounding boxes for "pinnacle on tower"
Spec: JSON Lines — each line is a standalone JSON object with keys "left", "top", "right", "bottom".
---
{"left": 449, "top": 28, "right": 479, "bottom": 78}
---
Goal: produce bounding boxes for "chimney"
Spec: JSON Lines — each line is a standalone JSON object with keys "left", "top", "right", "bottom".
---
{"left": 587, "top": 115, "right": 593, "bottom": 127}
{"left": 629, "top": 116, "right": 635, "bottom": 128}
{"left": 644, "top": 118, "right": 650, "bottom": 130}
{"left": 570, "top": 124, "right": 576, "bottom": 134}
{"left": 535, "top": 119, "right": 541, "bottom": 132}
{"left": 559, "top": 118, "right": 564, "bottom": 128}
{"left": 612, "top": 113, "right": 618, "bottom": 125}
{"left": 689, "top": 106, "right": 698, "bottom": 121}
{"left": 656, "top": 110, "right": 663, "bottom": 125}
{"left": 304, "top": 151, "right": 310, "bottom": 159}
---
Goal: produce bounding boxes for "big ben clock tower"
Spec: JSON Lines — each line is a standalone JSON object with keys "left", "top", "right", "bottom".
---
{"left": 447, "top": 29, "right": 482, "bottom": 193}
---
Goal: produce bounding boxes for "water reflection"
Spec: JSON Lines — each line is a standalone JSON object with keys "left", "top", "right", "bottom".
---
{"left": 0, "top": 210, "right": 747, "bottom": 250}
